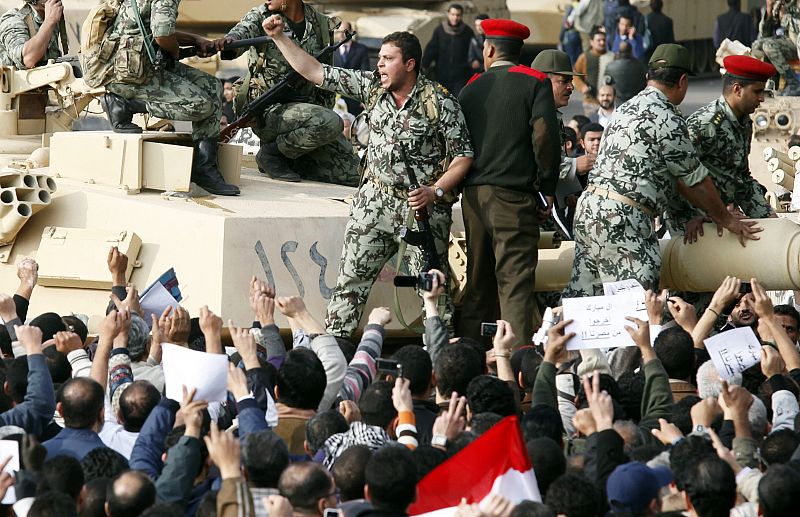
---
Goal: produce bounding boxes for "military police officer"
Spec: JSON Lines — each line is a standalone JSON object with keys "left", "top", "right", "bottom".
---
{"left": 259, "top": 15, "right": 474, "bottom": 338}
{"left": 0, "top": 0, "right": 65, "bottom": 69}
{"left": 563, "top": 44, "right": 761, "bottom": 298}
{"left": 97, "top": 0, "right": 240, "bottom": 196}
{"left": 208, "top": 0, "right": 359, "bottom": 186}
{"left": 668, "top": 55, "right": 778, "bottom": 241}
{"left": 457, "top": 19, "right": 561, "bottom": 349}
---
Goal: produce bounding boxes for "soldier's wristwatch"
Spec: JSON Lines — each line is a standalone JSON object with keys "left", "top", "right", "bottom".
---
{"left": 434, "top": 186, "right": 445, "bottom": 199}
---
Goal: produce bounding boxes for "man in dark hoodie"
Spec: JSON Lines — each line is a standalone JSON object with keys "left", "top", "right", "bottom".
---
{"left": 422, "top": 3, "right": 475, "bottom": 95}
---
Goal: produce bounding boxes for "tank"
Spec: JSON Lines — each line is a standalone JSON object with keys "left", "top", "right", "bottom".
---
{"left": 747, "top": 94, "right": 800, "bottom": 210}
{"left": 507, "top": 0, "right": 734, "bottom": 74}
{"left": 0, "top": 59, "right": 437, "bottom": 335}
{"left": 313, "top": 0, "right": 509, "bottom": 53}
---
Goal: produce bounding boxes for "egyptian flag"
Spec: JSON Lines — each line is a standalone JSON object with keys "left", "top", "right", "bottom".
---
{"left": 409, "top": 415, "right": 541, "bottom": 516}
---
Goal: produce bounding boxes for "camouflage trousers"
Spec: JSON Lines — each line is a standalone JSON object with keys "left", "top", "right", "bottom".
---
{"left": 107, "top": 61, "right": 221, "bottom": 141}
{"left": 752, "top": 36, "right": 797, "bottom": 76}
{"left": 254, "top": 102, "right": 360, "bottom": 187}
{"left": 563, "top": 194, "right": 660, "bottom": 298}
{"left": 324, "top": 178, "right": 453, "bottom": 338}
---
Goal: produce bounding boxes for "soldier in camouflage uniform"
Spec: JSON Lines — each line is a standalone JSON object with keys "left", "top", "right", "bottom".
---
{"left": 666, "top": 55, "right": 777, "bottom": 239}
{"left": 209, "top": 0, "right": 359, "bottom": 186}
{"left": 563, "top": 44, "right": 760, "bottom": 298}
{"left": 751, "top": 0, "right": 800, "bottom": 95}
{"left": 262, "top": 16, "right": 474, "bottom": 338}
{"left": 0, "top": 0, "right": 64, "bottom": 69}
{"left": 531, "top": 50, "right": 595, "bottom": 231}
{"left": 97, "top": 0, "right": 239, "bottom": 196}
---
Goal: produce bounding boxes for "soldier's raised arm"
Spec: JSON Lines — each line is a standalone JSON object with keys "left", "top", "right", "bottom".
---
{"left": 19, "top": 0, "right": 62, "bottom": 69}
{"left": 262, "top": 14, "right": 324, "bottom": 86}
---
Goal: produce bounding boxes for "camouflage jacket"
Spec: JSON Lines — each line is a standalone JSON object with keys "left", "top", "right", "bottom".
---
{"left": 227, "top": 3, "right": 336, "bottom": 107}
{"left": 589, "top": 86, "right": 709, "bottom": 215}
{"left": 760, "top": 1, "right": 800, "bottom": 42}
{"left": 666, "top": 95, "right": 773, "bottom": 233}
{"left": 0, "top": 3, "right": 60, "bottom": 69}
{"left": 112, "top": 0, "right": 179, "bottom": 40}
{"left": 319, "top": 65, "right": 474, "bottom": 189}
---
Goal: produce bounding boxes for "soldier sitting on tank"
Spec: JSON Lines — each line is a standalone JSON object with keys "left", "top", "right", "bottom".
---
{"left": 96, "top": 0, "right": 240, "bottom": 197}
{"left": 205, "top": 0, "right": 359, "bottom": 186}
{"left": 751, "top": 0, "right": 800, "bottom": 96}
{"left": 0, "top": 0, "right": 66, "bottom": 69}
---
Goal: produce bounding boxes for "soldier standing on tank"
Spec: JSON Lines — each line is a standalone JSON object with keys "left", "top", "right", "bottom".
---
{"left": 98, "top": 0, "right": 240, "bottom": 196}
{"left": 0, "top": 0, "right": 65, "bottom": 69}
{"left": 667, "top": 55, "right": 778, "bottom": 242}
{"left": 751, "top": 0, "right": 800, "bottom": 96}
{"left": 259, "top": 15, "right": 474, "bottom": 338}
{"left": 563, "top": 44, "right": 762, "bottom": 298}
{"left": 206, "top": 0, "right": 359, "bottom": 186}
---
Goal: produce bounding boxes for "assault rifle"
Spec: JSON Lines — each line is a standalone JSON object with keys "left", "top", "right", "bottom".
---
{"left": 219, "top": 31, "right": 355, "bottom": 143}
{"left": 174, "top": 36, "right": 275, "bottom": 60}
{"left": 393, "top": 146, "right": 442, "bottom": 292}
{"left": 54, "top": 55, "right": 82, "bottom": 78}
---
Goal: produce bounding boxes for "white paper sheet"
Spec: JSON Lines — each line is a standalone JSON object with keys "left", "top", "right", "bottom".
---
{"left": 0, "top": 440, "right": 20, "bottom": 504}
{"left": 140, "top": 282, "right": 181, "bottom": 328}
{"left": 704, "top": 327, "right": 762, "bottom": 379}
{"left": 162, "top": 343, "right": 229, "bottom": 403}
{"left": 602, "top": 279, "right": 646, "bottom": 297}
{"left": 563, "top": 293, "right": 648, "bottom": 350}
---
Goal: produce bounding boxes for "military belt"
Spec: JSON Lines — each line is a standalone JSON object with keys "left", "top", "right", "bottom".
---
{"left": 367, "top": 174, "right": 408, "bottom": 199}
{"left": 585, "top": 185, "right": 656, "bottom": 218}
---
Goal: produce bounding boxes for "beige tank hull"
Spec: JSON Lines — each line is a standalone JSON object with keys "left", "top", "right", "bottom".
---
{"left": 4, "top": 152, "right": 800, "bottom": 333}
{"left": 316, "top": 0, "right": 508, "bottom": 51}
{"left": 0, "top": 162, "right": 466, "bottom": 333}
{"left": 749, "top": 95, "right": 800, "bottom": 209}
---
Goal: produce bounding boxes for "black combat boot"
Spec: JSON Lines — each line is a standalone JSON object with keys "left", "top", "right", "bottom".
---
{"left": 192, "top": 139, "right": 241, "bottom": 196}
{"left": 102, "top": 93, "right": 147, "bottom": 133}
{"left": 256, "top": 141, "right": 301, "bottom": 182}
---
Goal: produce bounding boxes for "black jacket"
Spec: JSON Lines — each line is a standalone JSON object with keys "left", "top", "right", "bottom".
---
{"left": 645, "top": 11, "right": 675, "bottom": 56}
{"left": 333, "top": 40, "right": 371, "bottom": 71}
{"left": 413, "top": 398, "right": 440, "bottom": 446}
{"left": 714, "top": 8, "right": 756, "bottom": 47}
{"left": 422, "top": 21, "right": 474, "bottom": 88}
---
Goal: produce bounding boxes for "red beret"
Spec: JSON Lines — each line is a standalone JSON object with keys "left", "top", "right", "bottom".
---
{"left": 723, "top": 55, "right": 777, "bottom": 82}
{"left": 481, "top": 19, "right": 530, "bottom": 42}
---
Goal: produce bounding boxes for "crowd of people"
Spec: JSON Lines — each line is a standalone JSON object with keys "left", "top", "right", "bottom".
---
{"left": 6, "top": 0, "right": 800, "bottom": 516}
{"left": 2, "top": 245, "right": 800, "bottom": 517}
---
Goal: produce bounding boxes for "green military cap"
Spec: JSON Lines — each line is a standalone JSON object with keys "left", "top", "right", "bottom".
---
{"left": 531, "top": 49, "right": 585, "bottom": 76}
{"left": 648, "top": 43, "right": 694, "bottom": 74}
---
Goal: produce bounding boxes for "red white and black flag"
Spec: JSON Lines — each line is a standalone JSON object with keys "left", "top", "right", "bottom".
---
{"left": 409, "top": 416, "right": 541, "bottom": 516}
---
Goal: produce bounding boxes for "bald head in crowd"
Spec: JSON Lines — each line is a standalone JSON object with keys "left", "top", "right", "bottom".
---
{"left": 278, "top": 462, "right": 337, "bottom": 516}
{"left": 105, "top": 470, "right": 156, "bottom": 517}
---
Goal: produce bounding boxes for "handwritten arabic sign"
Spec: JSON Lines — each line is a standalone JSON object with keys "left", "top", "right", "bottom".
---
{"left": 704, "top": 327, "right": 762, "bottom": 379}
{"left": 563, "top": 293, "right": 648, "bottom": 350}
{"left": 602, "top": 279, "right": 646, "bottom": 297}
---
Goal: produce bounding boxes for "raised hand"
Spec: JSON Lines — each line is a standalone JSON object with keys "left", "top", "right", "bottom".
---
{"left": 432, "top": 392, "right": 466, "bottom": 444}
